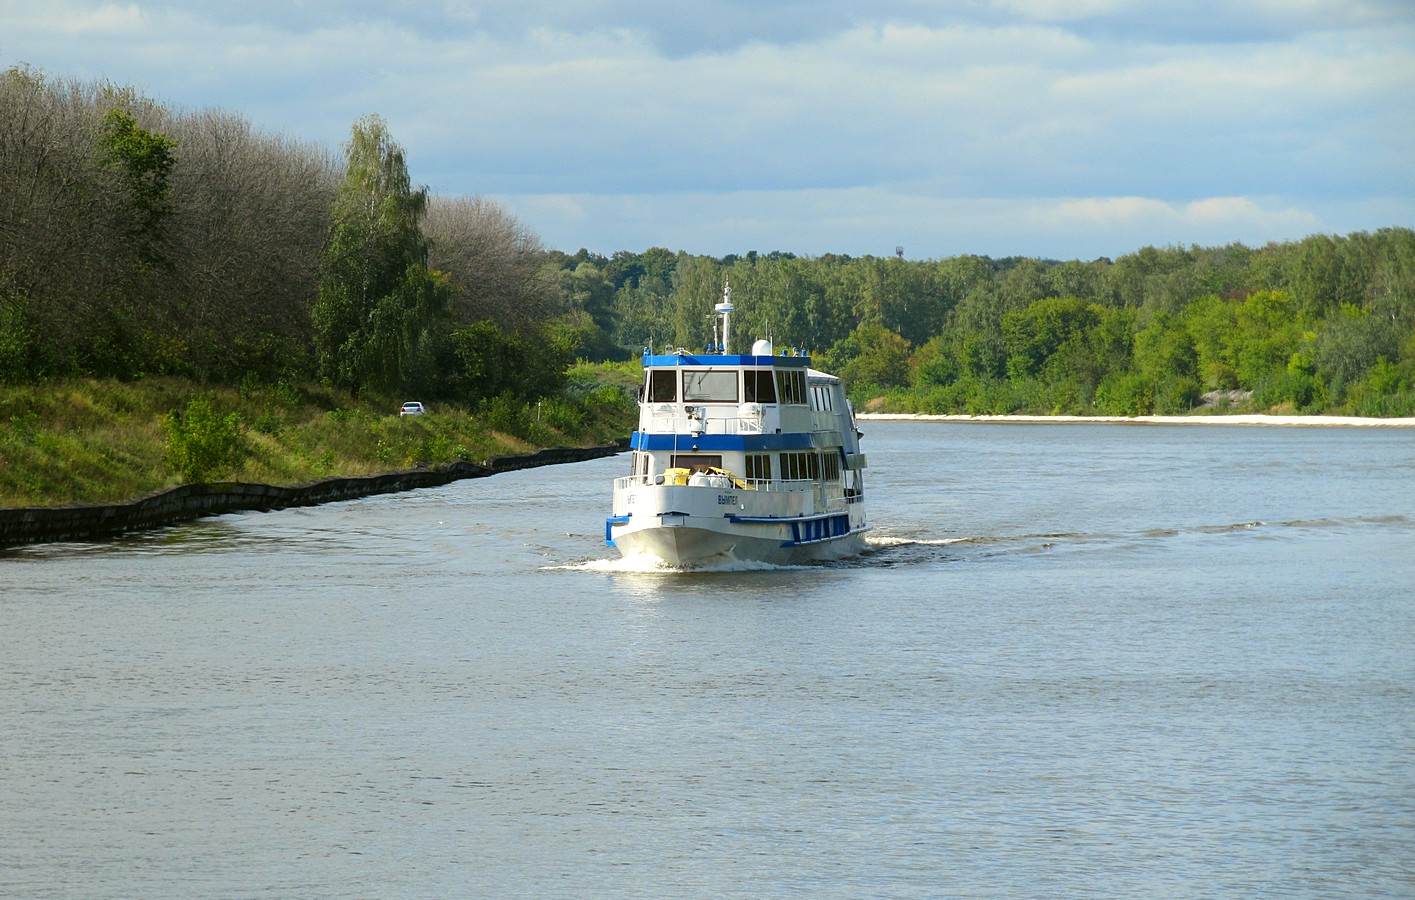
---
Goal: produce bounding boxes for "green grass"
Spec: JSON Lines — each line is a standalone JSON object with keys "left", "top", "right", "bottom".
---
{"left": 0, "top": 372, "right": 636, "bottom": 508}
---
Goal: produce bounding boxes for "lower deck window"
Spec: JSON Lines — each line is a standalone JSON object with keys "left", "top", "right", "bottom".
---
{"left": 745, "top": 453, "right": 772, "bottom": 481}
{"left": 672, "top": 454, "right": 722, "bottom": 474}
{"left": 781, "top": 451, "right": 821, "bottom": 481}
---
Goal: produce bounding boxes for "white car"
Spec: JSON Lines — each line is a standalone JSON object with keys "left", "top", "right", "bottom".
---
{"left": 399, "top": 401, "right": 426, "bottom": 416}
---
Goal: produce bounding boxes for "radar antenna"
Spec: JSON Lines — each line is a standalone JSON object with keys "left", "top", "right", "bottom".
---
{"left": 714, "top": 279, "right": 734, "bottom": 354}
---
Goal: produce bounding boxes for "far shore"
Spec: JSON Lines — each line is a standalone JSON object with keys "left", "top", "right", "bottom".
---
{"left": 856, "top": 412, "right": 1415, "bottom": 428}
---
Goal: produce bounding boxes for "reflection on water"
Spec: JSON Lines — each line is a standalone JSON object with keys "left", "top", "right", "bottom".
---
{"left": 3, "top": 422, "right": 1414, "bottom": 899}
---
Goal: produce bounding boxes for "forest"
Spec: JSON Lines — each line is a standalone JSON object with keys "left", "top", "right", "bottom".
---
{"left": 3, "top": 66, "right": 1414, "bottom": 420}
{"left": 552, "top": 232, "right": 1415, "bottom": 417}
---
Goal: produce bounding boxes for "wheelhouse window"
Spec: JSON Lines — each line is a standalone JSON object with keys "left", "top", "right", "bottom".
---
{"left": 648, "top": 369, "right": 677, "bottom": 402}
{"left": 775, "top": 369, "right": 806, "bottom": 405}
{"left": 683, "top": 370, "right": 739, "bottom": 403}
{"left": 743, "top": 369, "right": 777, "bottom": 403}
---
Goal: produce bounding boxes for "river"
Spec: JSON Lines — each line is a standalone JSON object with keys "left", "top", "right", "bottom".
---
{"left": 3, "top": 421, "right": 1412, "bottom": 898}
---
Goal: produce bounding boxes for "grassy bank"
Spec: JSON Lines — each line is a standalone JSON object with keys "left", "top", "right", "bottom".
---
{"left": 0, "top": 364, "right": 637, "bottom": 508}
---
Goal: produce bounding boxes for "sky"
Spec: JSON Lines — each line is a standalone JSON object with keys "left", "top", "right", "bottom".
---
{"left": 3, "top": 0, "right": 1413, "bottom": 261}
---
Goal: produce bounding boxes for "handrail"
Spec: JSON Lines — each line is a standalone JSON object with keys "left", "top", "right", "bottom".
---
{"left": 642, "top": 410, "right": 763, "bottom": 435}
{"left": 637, "top": 412, "right": 841, "bottom": 436}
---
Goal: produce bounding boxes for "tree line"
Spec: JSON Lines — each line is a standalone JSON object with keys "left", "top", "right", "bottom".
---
{"left": 3, "top": 66, "right": 1413, "bottom": 417}
{"left": 551, "top": 231, "right": 1415, "bottom": 416}
{"left": 0, "top": 67, "right": 575, "bottom": 406}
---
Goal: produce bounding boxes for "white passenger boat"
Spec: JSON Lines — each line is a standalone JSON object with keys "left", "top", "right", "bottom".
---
{"left": 607, "top": 287, "right": 869, "bottom": 566}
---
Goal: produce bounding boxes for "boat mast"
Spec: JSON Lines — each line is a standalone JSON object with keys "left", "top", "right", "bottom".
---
{"left": 714, "top": 280, "right": 734, "bottom": 354}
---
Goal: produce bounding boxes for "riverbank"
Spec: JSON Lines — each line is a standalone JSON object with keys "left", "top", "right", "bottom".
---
{"left": 0, "top": 442, "right": 627, "bottom": 549}
{"left": 0, "top": 373, "right": 637, "bottom": 508}
{"left": 857, "top": 413, "right": 1415, "bottom": 427}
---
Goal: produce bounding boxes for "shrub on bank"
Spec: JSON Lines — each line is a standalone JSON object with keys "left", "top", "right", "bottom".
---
{"left": 164, "top": 397, "right": 248, "bottom": 483}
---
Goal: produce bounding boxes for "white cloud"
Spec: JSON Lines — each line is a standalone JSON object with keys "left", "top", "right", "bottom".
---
{"left": 1, "top": 0, "right": 1411, "bottom": 258}
{"left": 498, "top": 187, "right": 1357, "bottom": 259}
{"left": 989, "top": 0, "right": 1129, "bottom": 24}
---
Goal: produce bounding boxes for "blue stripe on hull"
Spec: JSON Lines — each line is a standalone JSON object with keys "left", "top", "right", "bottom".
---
{"left": 784, "top": 513, "right": 854, "bottom": 546}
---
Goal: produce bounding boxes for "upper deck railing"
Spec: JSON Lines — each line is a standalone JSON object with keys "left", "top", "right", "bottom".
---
{"left": 638, "top": 403, "right": 844, "bottom": 437}
{"left": 641, "top": 404, "right": 763, "bottom": 435}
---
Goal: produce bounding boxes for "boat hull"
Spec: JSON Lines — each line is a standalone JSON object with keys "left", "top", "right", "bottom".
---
{"left": 612, "top": 520, "right": 868, "bottom": 567}
{"left": 608, "top": 481, "right": 868, "bottom": 567}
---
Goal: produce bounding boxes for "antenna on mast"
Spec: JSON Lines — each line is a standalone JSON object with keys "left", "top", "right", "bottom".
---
{"left": 714, "top": 279, "right": 734, "bottom": 354}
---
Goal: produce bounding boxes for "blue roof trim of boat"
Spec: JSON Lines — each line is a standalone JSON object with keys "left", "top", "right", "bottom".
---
{"left": 642, "top": 354, "right": 810, "bottom": 367}
{"left": 631, "top": 432, "right": 816, "bottom": 451}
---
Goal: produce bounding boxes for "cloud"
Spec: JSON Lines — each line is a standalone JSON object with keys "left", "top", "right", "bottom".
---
{"left": 503, "top": 188, "right": 1355, "bottom": 260}
{"left": 1, "top": 0, "right": 1411, "bottom": 258}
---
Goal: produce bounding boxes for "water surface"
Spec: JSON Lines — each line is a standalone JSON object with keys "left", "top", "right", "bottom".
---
{"left": 3, "top": 422, "right": 1412, "bottom": 897}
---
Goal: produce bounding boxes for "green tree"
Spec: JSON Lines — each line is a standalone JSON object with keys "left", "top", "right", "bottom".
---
{"left": 911, "top": 333, "right": 958, "bottom": 388}
{"left": 1001, "top": 296, "right": 1100, "bottom": 380}
{"left": 99, "top": 108, "right": 178, "bottom": 269}
{"left": 1230, "top": 290, "right": 1310, "bottom": 388}
{"left": 1183, "top": 293, "right": 1241, "bottom": 388}
{"left": 448, "top": 319, "right": 580, "bottom": 403}
{"left": 0, "top": 289, "right": 34, "bottom": 383}
{"left": 825, "top": 323, "right": 911, "bottom": 393}
{"left": 558, "top": 262, "right": 621, "bottom": 359}
{"left": 1120, "top": 313, "right": 1201, "bottom": 413}
{"left": 313, "top": 114, "right": 447, "bottom": 393}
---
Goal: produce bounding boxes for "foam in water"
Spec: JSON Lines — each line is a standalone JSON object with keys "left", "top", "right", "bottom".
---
{"left": 866, "top": 533, "right": 972, "bottom": 548}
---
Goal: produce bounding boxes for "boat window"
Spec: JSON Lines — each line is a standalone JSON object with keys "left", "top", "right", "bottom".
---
{"left": 648, "top": 369, "right": 677, "bottom": 402}
{"left": 845, "top": 470, "right": 865, "bottom": 498}
{"left": 781, "top": 451, "right": 821, "bottom": 481}
{"left": 744, "top": 370, "right": 777, "bottom": 403}
{"left": 775, "top": 370, "right": 806, "bottom": 405}
{"left": 672, "top": 454, "right": 722, "bottom": 474}
{"left": 683, "top": 370, "right": 738, "bottom": 403}
{"left": 810, "top": 385, "right": 833, "bottom": 411}
{"left": 822, "top": 452, "right": 840, "bottom": 481}
{"left": 746, "top": 453, "right": 772, "bottom": 482}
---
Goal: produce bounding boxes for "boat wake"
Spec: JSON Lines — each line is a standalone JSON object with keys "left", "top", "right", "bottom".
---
{"left": 853, "top": 513, "right": 1411, "bottom": 568}
{"left": 553, "top": 514, "right": 1410, "bottom": 574}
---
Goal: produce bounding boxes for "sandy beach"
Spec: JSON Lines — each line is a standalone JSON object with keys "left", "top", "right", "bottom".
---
{"left": 856, "top": 412, "right": 1415, "bottom": 428}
